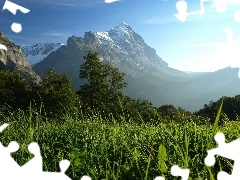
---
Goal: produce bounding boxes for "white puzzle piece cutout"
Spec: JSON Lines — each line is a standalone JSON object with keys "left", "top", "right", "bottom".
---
{"left": 174, "top": 0, "right": 209, "bottom": 22}
{"left": 2, "top": 0, "right": 30, "bottom": 33}
{"left": 0, "top": 123, "right": 8, "bottom": 132}
{"left": 215, "top": 0, "right": 227, "bottom": 13}
{"left": 154, "top": 177, "right": 165, "bottom": 180}
{"left": 174, "top": 0, "right": 240, "bottom": 79}
{"left": 80, "top": 175, "right": 92, "bottom": 180}
{"left": 0, "top": 44, "right": 7, "bottom": 51}
{"left": 233, "top": 11, "right": 240, "bottom": 22}
{"left": 33, "top": 160, "right": 72, "bottom": 180}
{"left": 171, "top": 165, "right": 190, "bottom": 180}
{"left": 0, "top": 32, "right": 8, "bottom": 51}
{"left": 2, "top": 0, "right": 30, "bottom": 15}
{"left": 205, "top": 132, "right": 240, "bottom": 180}
{"left": 174, "top": 0, "right": 189, "bottom": 22}
{"left": 175, "top": 0, "right": 226, "bottom": 22}
{"left": 11, "top": 23, "right": 22, "bottom": 33}
{"left": 20, "top": 142, "right": 43, "bottom": 178}
{"left": 0, "top": 141, "right": 21, "bottom": 179}
{"left": 0, "top": 123, "right": 92, "bottom": 180}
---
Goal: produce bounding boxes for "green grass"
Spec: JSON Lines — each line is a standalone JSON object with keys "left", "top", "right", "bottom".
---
{"left": 0, "top": 102, "right": 239, "bottom": 180}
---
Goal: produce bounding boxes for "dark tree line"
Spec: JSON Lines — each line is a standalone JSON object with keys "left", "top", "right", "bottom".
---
{"left": 194, "top": 95, "right": 240, "bottom": 123}
{"left": 0, "top": 50, "right": 194, "bottom": 123}
{"left": 0, "top": 69, "right": 79, "bottom": 118}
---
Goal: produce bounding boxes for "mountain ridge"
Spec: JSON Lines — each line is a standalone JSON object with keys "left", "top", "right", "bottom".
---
{"left": 20, "top": 22, "right": 240, "bottom": 112}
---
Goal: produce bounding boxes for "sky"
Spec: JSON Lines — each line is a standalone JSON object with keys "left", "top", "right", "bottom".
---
{"left": 1, "top": 0, "right": 240, "bottom": 73}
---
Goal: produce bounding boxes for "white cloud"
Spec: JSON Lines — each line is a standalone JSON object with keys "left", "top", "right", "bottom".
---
{"left": 42, "top": 29, "right": 75, "bottom": 38}
{"left": 105, "top": 0, "right": 120, "bottom": 3}
{"left": 44, "top": 32, "right": 67, "bottom": 37}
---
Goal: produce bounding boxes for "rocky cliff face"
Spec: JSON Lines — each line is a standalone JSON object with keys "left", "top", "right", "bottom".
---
{"left": 0, "top": 32, "right": 41, "bottom": 84}
{"left": 63, "top": 22, "right": 171, "bottom": 75}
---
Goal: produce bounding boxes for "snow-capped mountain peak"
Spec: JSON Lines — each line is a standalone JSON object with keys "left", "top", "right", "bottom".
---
{"left": 26, "top": 22, "right": 167, "bottom": 75}
{"left": 110, "top": 22, "right": 131, "bottom": 38}
{"left": 91, "top": 22, "right": 142, "bottom": 48}
{"left": 22, "top": 23, "right": 142, "bottom": 67}
{"left": 111, "top": 22, "right": 130, "bottom": 31}
{"left": 94, "top": 32, "right": 114, "bottom": 44}
{"left": 92, "top": 22, "right": 133, "bottom": 45}
{"left": 21, "top": 42, "right": 64, "bottom": 66}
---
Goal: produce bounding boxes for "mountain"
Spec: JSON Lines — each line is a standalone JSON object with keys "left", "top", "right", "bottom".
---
{"left": 168, "top": 66, "right": 240, "bottom": 111}
{"left": 33, "top": 22, "right": 187, "bottom": 77}
{"left": 21, "top": 42, "right": 64, "bottom": 66}
{"left": 32, "top": 22, "right": 189, "bottom": 89}
{"left": 30, "top": 23, "right": 240, "bottom": 112}
{"left": 0, "top": 32, "right": 41, "bottom": 84}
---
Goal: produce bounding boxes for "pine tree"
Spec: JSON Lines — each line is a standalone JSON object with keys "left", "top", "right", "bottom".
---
{"left": 38, "top": 69, "right": 78, "bottom": 118}
{"left": 77, "top": 51, "right": 127, "bottom": 117}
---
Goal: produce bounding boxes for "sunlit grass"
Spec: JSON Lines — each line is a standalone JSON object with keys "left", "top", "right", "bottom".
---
{"left": 0, "top": 102, "right": 239, "bottom": 180}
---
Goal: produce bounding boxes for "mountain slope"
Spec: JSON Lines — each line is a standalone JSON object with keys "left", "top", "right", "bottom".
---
{"left": 33, "top": 22, "right": 188, "bottom": 88}
{"left": 0, "top": 32, "right": 41, "bottom": 84}
{"left": 169, "top": 67, "right": 240, "bottom": 111}
{"left": 22, "top": 43, "right": 64, "bottom": 66}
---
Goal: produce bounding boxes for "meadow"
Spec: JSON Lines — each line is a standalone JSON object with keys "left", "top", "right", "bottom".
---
{"left": 0, "top": 102, "right": 239, "bottom": 180}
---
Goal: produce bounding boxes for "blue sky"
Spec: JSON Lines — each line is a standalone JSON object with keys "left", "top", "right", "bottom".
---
{"left": 1, "top": 0, "right": 240, "bottom": 73}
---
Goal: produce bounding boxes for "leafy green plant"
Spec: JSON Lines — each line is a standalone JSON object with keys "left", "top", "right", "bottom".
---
{"left": 157, "top": 144, "right": 167, "bottom": 174}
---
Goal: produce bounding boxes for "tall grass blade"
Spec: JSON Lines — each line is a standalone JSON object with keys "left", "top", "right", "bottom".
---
{"left": 203, "top": 98, "right": 224, "bottom": 180}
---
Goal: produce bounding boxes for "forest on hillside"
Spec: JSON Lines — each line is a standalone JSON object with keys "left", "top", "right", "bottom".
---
{"left": 0, "top": 50, "right": 239, "bottom": 125}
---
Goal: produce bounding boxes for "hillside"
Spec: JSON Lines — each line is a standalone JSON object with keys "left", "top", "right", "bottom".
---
{"left": 0, "top": 32, "right": 41, "bottom": 85}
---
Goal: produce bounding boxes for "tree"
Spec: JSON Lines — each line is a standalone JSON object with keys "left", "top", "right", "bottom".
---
{"left": 37, "top": 69, "right": 78, "bottom": 118}
{"left": 135, "top": 99, "right": 160, "bottom": 122}
{"left": 0, "top": 70, "right": 32, "bottom": 110}
{"left": 158, "top": 104, "right": 177, "bottom": 119}
{"left": 121, "top": 96, "right": 161, "bottom": 122}
{"left": 233, "top": 95, "right": 240, "bottom": 117}
{"left": 194, "top": 96, "right": 240, "bottom": 124}
{"left": 77, "top": 51, "right": 127, "bottom": 117}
